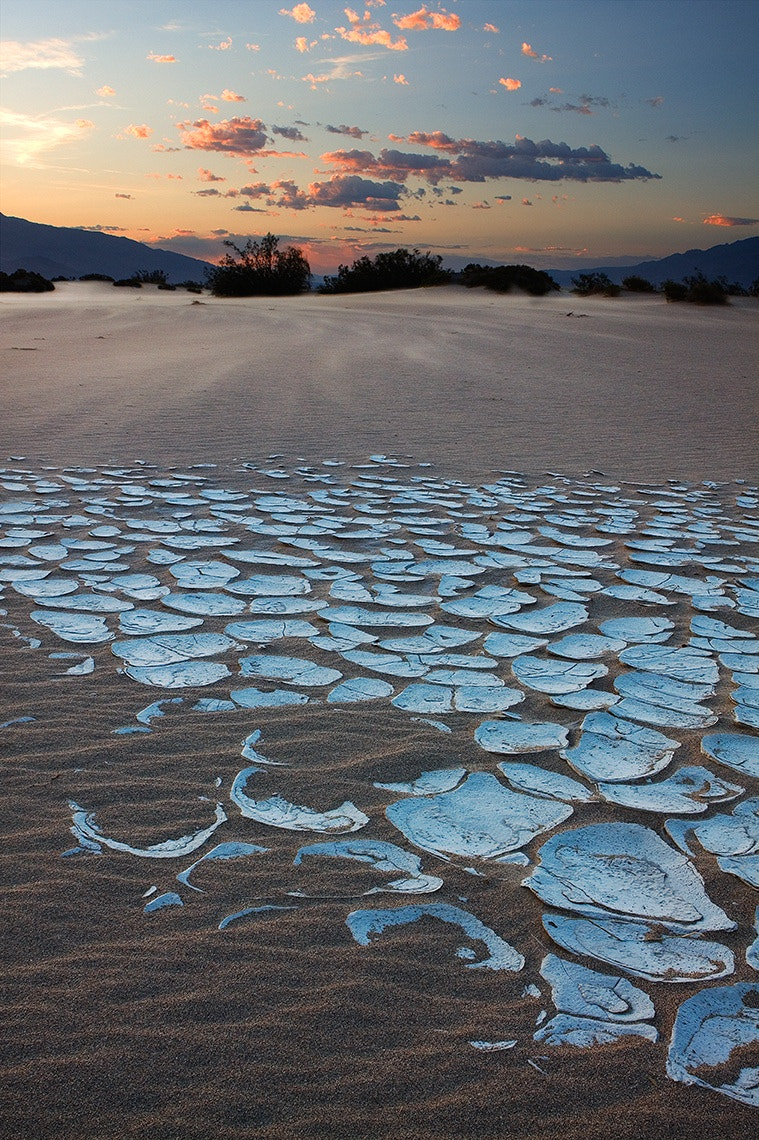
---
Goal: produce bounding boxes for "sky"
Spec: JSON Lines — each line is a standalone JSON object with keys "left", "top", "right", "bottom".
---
{"left": 1, "top": 0, "right": 757, "bottom": 275}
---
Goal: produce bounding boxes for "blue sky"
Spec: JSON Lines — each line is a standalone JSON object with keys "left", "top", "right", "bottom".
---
{"left": 1, "top": 0, "right": 757, "bottom": 273}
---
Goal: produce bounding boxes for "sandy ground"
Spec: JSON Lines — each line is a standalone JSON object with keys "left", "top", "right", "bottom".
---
{"left": 0, "top": 285, "right": 758, "bottom": 1139}
{"left": 0, "top": 282, "right": 757, "bottom": 481}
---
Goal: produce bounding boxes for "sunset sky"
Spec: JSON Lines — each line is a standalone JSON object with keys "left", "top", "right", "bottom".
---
{"left": 1, "top": 0, "right": 757, "bottom": 274}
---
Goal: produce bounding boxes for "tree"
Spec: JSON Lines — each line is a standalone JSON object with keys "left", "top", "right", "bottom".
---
{"left": 205, "top": 233, "right": 311, "bottom": 296}
{"left": 319, "top": 248, "right": 451, "bottom": 293}
{"left": 134, "top": 268, "right": 169, "bottom": 285}
{"left": 0, "top": 268, "right": 55, "bottom": 293}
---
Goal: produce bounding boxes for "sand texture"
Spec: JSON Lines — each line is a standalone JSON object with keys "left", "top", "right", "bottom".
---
{"left": 1, "top": 285, "right": 758, "bottom": 1139}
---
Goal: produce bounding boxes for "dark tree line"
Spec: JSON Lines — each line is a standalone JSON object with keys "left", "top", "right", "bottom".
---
{"left": 460, "top": 263, "right": 559, "bottom": 295}
{"left": 319, "top": 248, "right": 450, "bottom": 293}
{"left": 205, "top": 233, "right": 311, "bottom": 296}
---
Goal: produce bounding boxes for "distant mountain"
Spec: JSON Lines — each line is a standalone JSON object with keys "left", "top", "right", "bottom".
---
{"left": 546, "top": 236, "right": 759, "bottom": 289}
{"left": 0, "top": 213, "right": 214, "bottom": 284}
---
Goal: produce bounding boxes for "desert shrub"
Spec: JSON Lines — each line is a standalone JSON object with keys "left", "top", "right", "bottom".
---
{"left": 622, "top": 274, "right": 656, "bottom": 293}
{"left": 0, "top": 268, "right": 55, "bottom": 292}
{"left": 113, "top": 278, "right": 142, "bottom": 287}
{"left": 205, "top": 233, "right": 311, "bottom": 296}
{"left": 157, "top": 283, "right": 177, "bottom": 291}
{"left": 134, "top": 268, "right": 169, "bottom": 285}
{"left": 661, "top": 279, "right": 688, "bottom": 302}
{"left": 460, "top": 263, "right": 559, "bottom": 296}
{"left": 80, "top": 273, "right": 114, "bottom": 282}
{"left": 571, "top": 272, "right": 621, "bottom": 297}
{"left": 319, "top": 248, "right": 451, "bottom": 294}
{"left": 662, "top": 274, "right": 729, "bottom": 304}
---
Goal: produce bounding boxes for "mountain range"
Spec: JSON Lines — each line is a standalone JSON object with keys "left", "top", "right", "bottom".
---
{"left": 1, "top": 212, "right": 757, "bottom": 289}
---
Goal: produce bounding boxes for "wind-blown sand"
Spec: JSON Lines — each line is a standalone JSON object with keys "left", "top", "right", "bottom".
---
{"left": 1, "top": 285, "right": 758, "bottom": 1140}
{"left": 1, "top": 282, "right": 757, "bottom": 480}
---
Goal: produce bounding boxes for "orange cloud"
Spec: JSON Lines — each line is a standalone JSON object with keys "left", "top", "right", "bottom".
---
{"left": 246, "top": 43, "right": 261, "bottom": 51}
{"left": 521, "top": 41, "right": 551, "bottom": 62}
{"left": 295, "top": 36, "right": 311, "bottom": 52}
{"left": 198, "top": 167, "right": 226, "bottom": 181}
{"left": 394, "top": 6, "right": 461, "bottom": 31}
{"left": 549, "top": 87, "right": 563, "bottom": 94}
{"left": 96, "top": 84, "right": 115, "bottom": 97}
{"left": 0, "top": 37, "right": 84, "bottom": 74}
{"left": 178, "top": 116, "right": 268, "bottom": 155}
{"left": 499, "top": 77, "right": 521, "bottom": 91}
{"left": 703, "top": 214, "right": 759, "bottom": 227}
{"left": 280, "top": 3, "right": 316, "bottom": 21}
{"left": 221, "top": 89, "right": 245, "bottom": 102}
{"left": 484, "top": 23, "right": 499, "bottom": 34}
{"left": 393, "top": 73, "right": 409, "bottom": 85}
{"left": 209, "top": 37, "right": 233, "bottom": 51}
{"left": 337, "top": 9, "right": 408, "bottom": 49}
{"left": 147, "top": 52, "right": 176, "bottom": 63}
{"left": 124, "top": 123, "right": 153, "bottom": 139}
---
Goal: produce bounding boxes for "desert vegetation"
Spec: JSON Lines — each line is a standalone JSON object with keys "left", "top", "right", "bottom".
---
{"left": 460, "top": 263, "right": 559, "bottom": 295}
{"left": 571, "top": 272, "right": 622, "bottom": 297}
{"left": 319, "top": 248, "right": 450, "bottom": 293}
{"left": 205, "top": 233, "right": 311, "bottom": 296}
{"left": 0, "top": 268, "right": 55, "bottom": 292}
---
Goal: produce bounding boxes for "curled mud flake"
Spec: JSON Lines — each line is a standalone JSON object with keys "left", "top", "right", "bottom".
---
{"left": 162, "top": 592, "right": 247, "bottom": 616}
{"left": 293, "top": 839, "right": 443, "bottom": 895}
{"left": 701, "top": 734, "right": 759, "bottom": 779}
{"left": 387, "top": 771, "right": 572, "bottom": 861}
{"left": 177, "top": 841, "right": 269, "bottom": 892}
{"left": 618, "top": 644, "right": 719, "bottom": 686}
{"left": 218, "top": 905, "right": 297, "bottom": 931}
{"left": 31, "top": 610, "right": 114, "bottom": 644}
{"left": 549, "top": 690, "right": 618, "bottom": 711}
{"left": 239, "top": 654, "right": 342, "bottom": 687}
{"left": 319, "top": 605, "right": 434, "bottom": 629}
{"left": 226, "top": 619, "right": 318, "bottom": 643}
{"left": 469, "top": 1040, "right": 517, "bottom": 1051}
{"left": 525, "top": 823, "right": 734, "bottom": 933}
{"left": 230, "top": 766, "right": 368, "bottom": 833}
{"left": 69, "top": 800, "right": 227, "bottom": 858}
{"left": 124, "top": 660, "right": 231, "bottom": 688}
{"left": 748, "top": 909, "right": 759, "bottom": 972}
{"left": 511, "top": 656, "right": 607, "bottom": 695}
{"left": 598, "top": 767, "right": 743, "bottom": 815}
{"left": 375, "top": 768, "right": 467, "bottom": 797}
{"left": 667, "top": 983, "right": 759, "bottom": 1107}
{"left": 230, "top": 688, "right": 310, "bottom": 708}
{"left": 346, "top": 902, "right": 524, "bottom": 972}
{"left": 119, "top": 608, "right": 204, "bottom": 635}
{"left": 113, "top": 632, "right": 238, "bottom": 667}
{"left": 193, "top": 698, "right": 237, "bottom": 712}
{"left": 497, "top": 762, "right": 595, "bottom": 803}
{"left": 483, "top": 632, "right": 549, "bottom": 658}
{"left": 475, "top": 720, "right": 569, "bottom": 755}
{"left": 540, "top": 953, "right": 655, "bottom": 1023}
{"left": 561, "top": 711, "right": 680, "bottom": 783}
{"left": 136, "top": 697, "right": 185, "bottom": 725}
{"left": 543, "top": 913, "right": 735, "bottom": 983}
{"left": 598, "top": 616, "right": 674, "bottom": 642}
{"left": 144, "top": 892, "right": 184, "bottom": 914}
{"left": 534, "top": 1014, "right": 658, "bottom": 1048}
{"left": 327, "top": 677, "right": 394, "bottom": 703}
{"left": 548, "top": 634, "right": 626, "bottom": 660}
{"left": 490, "top": 602, "right": 588, "bottom": 635}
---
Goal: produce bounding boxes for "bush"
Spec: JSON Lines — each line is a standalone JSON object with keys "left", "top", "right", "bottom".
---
{"left": 662, "top": 274, "right": 729, "bottom": 304}
{"left": 622, "top": 274, "right": 656, "bottom": 293}
{"left": 113, "top": 278, "right": 142, "bottom": 287}
{"left": 80, "top": 273, "right": 114, "bottom": 282}
{"left": 319, "top": 248, "right": 451, "bottom": 294}
{"left": 0, "top": 268, "right": 55, "bottom": 292}
{"left": 205, "top": 233, "right": 311, "bottom": 296}
{"left": 134, "top": 268, "right": 169, "bottom": 285}
{"left": 460, "top": 263, "right": 559, "bottom": 296}
{"left": 571, "top": 272, "right": 621, "bottom": 297}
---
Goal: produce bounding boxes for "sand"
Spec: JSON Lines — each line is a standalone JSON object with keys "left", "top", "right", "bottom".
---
{"left": 1, "top": 284, "right": 758, "bottom": 1139}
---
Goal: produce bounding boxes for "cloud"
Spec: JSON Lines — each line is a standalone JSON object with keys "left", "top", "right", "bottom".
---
{"left": 115, "top": 193, "right": 133, "bottom": 199}
{"left": 246, "top": 43, "right": 261, "bottom": 51}
{"left": 484, "top": 23, "right": 499, "bottom": 34}
{"left": 272, "top": 124, "right": 307, "bottom": 140}
{"left": 673, "top": 216, "right": 685, "bottom": 223}
{"left": 0, "top": 37, "right": 84, "bottom": 75}
{"left": 495, "top": 195, "right": 511, "bottom": 201}
{"left": 499, "top": 77, "right": 521, "bottom": 91}
{"left": 198, "top": 168, "right": 226, "bottom": 181}
{"left": 550, "top": 94, "right": 611, "bottom": 115}
{"left": 280, "top": 3, "right": 316, "bottom": 22}
{"left": 402, "top": 130, "right": 459, "bottom": 151}
{"left": 295, "top": 37, "right": 312, "bottom": 52}
{"left": 549, "top": 87, "right": 563, "bottom": 94}
{"left": 221, "top": 89, "right": 246, "bottom": 102}
{"left": 124, "top": 123, "right": 153, "bottom": 139}
{"left": 178, "top": 116, "right": 268, "bottom": 155}
{"left": 336, "top": 9, "right": 408, "bottom": 50}
{"left": 703, "top": 214, "right": 759, "bottom": 227}
{"left": 96, "top": 84, "right": 116, "bottom": 97}
{"left": 233, "top": 203, "right": 268, "bottom": 212}
{"left": 209, "top": 37, "right": 233, "bottom": 51}
{"left": 322, "top": 134, "right": 660, "bottom": 184}
{"left": 0, "top": 108, "right": 94, "bottom": 165}
{"left": 147, "top": 52, "right": 177, "bottom": 63}
{"left": 521, "top": 42, "right": 552, "bottom": 62}
{"left": 644, "top": 96, "right": 664, "bottom": 107}
{"left": 522, "top": 198, "right": 532, "bottom": 205}
{"left": 393, "top": 7, "right": 461, "bottom": 31}
{"left": 394, "top": 73, "right": 409, "bottom": 85}
{"left": 307, "top": 173, "right": 405, "bottom": 210}
{"left": 326, "top": 123, "right": 368, "bottom": 138}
